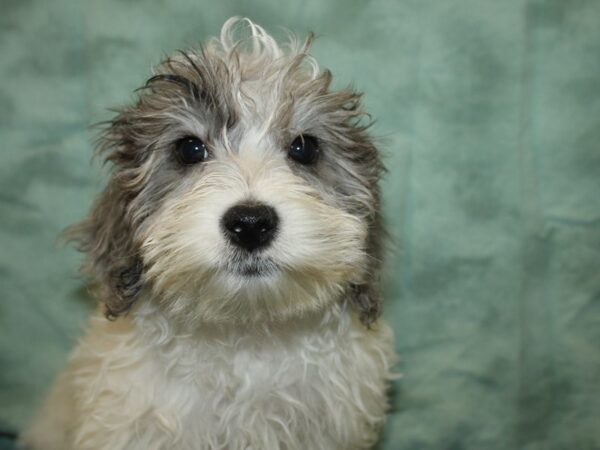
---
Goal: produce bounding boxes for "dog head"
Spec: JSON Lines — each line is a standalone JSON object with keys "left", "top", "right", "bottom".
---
{"left": 70, "top": 18, "right": 385, "bottom": 326}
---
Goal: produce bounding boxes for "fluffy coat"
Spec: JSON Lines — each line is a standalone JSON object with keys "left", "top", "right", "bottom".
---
{"left": 20, "top": 18, "right": 396, "bottom": 450}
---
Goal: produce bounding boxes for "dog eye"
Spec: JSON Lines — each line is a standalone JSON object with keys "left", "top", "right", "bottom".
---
{"left": 288, "top": 135, "right": 319, "bottom": 165}
{"left": 175, "top": 137, "right": 209, "bottom": 165}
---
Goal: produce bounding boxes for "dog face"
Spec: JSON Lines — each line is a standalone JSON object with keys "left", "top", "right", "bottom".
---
{"left": 71, "top": 18, "right": 384, "bottom": 325}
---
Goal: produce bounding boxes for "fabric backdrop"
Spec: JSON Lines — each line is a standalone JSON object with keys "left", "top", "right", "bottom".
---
{"left": 1, "top": 1, "right": 599, "bottom": 449}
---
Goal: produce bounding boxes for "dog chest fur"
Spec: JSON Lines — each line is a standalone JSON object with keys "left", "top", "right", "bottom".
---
{"left": 24, "top": 303, "right": 394, "bottom": 450}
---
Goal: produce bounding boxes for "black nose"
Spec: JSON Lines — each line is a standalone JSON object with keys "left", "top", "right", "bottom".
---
{"left": 221, "top": 203, "right": 279, "bottom": 252}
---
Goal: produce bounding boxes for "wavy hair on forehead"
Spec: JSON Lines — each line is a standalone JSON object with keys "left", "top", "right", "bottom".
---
{"left": 138, "top": 17, "right": 327, "bottom": 133}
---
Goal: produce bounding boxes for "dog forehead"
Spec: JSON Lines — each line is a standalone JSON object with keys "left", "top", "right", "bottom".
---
{"left": 209, "top": 81, "right": 299, "bottom": 154}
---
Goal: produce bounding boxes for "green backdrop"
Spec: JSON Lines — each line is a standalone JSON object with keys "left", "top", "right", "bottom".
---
{"left": 1, "top": 1, "right": 599, "bottom": 449}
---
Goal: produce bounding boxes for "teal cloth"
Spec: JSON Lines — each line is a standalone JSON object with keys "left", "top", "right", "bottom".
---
{"left": 1, "top": 1, "right": 599, "bottom": 449}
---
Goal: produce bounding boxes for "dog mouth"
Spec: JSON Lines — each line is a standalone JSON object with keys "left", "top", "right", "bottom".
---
{"left": 225, "top": 256, "right": 278, "bottom": 277}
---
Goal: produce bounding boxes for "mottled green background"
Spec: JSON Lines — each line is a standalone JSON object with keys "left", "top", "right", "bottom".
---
{"left": 1, "top": 0, "right": 599, "bottom": 449}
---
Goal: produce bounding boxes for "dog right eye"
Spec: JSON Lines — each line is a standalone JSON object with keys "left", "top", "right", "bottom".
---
{"left": 288, "top": 135, "right": 319, "bottom": 165}
{"left": 175, "top": 137, "right": 209, "bottom": 165}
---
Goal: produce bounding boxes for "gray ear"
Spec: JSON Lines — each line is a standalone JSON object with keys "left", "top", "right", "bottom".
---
{"left": 66, "top": 180, "right": 143, "bottom": 318}
{"left": 65, "top": 110, "right": 150, "bottom": 318}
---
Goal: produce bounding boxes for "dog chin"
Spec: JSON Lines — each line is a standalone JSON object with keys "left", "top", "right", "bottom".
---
{"left": 224, "top": 256, "right": 279, "bottom": 278}
{"left": 219, "top": 260, "right": 288, "bottom": 297}
{"left": 182, "top": 259, "right": 331, "bottom": 323}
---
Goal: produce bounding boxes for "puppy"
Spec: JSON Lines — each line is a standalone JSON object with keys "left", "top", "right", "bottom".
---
{"left": 20, "top": 17, "right": 396, "bottom": 450}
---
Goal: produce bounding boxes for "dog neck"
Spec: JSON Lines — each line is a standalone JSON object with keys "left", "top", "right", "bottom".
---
{"left": 126, "top": 296, "right": 355, "bottom": 350}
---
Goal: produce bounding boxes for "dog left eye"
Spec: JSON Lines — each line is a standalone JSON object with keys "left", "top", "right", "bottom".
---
{"left": 288, "top": 135, "right": 319, "bottom": 165}
{"left": 175, "top": 137, "right": 209, "bottom": 165}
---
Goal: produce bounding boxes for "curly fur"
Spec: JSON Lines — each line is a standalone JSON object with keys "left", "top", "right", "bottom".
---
{"left": 20, "top": 17, "right": 396, "bottom": 450}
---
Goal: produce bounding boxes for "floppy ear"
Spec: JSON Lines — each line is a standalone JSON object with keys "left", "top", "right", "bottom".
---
{"left": 66, "top": 179, "right": 143, "bottom": 318}
{"left": 316, "top": 85, "right": 386, "bottom": 326}
{"left": 66, "top": 115, "right": 147, "bottom": 319}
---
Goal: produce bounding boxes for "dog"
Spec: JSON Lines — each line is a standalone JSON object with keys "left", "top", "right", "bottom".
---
{"left": 20, "top": 17, "right": 396, "bottom": 450}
